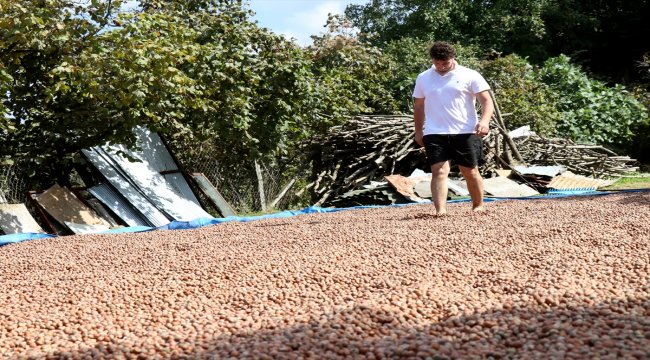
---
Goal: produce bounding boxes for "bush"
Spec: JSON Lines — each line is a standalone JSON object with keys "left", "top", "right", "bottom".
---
{"left": 478, "top": 54, "right": 561, "bottom": 135}
{"left": 540, "top": 55, "right": 649, "bottom": 147}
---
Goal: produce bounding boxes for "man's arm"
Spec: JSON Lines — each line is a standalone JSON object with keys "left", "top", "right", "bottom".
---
{"left": 413, "top": 97, "right": 425, "bottom": 147}
{"left": 475, "top": 90, "right": 494, "bottom": 137}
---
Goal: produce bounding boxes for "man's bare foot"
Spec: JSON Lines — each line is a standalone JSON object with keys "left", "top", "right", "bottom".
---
{"left": 410, "top": 213, "right": 436, "bottom": 220}
{"left": 436, "top": 211, "right": 448, "bottom": 217}
{"left": 472, "top": 206, "right": 485, "bottom": 213}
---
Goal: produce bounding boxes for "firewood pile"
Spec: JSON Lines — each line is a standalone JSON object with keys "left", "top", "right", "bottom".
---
{"left": 308, "top": 107, "right": 638, "bottom": 206}
{"left": 511, "top": 135, "right": 638, "bottom": 178}
{"left": 307, "top": 115, "right": 421, "bottom": 206}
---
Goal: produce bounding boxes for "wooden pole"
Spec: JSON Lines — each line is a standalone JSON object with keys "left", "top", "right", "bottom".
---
{"left": 489, "top": 90, "right": 525, "bottom": 164}
{"left": 254, "top": 159, "right": 267, "bottom": 212}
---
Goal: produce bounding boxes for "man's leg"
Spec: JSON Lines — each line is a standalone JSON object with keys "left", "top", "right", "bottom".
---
{"left": 459, "top": 165, "right": 484, "bottom": 211}
{"left": 430, "top": 161, "right": 450, "bottom": 216}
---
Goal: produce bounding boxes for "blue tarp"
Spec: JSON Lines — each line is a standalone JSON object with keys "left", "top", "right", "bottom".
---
{"left": 0, "top": 233, "right": 56, "bottom": 247}
{"left": 1, "top": 189, "right": 646, "bottom": 247}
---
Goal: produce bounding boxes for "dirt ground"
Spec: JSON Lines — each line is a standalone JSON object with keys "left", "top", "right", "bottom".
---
{"left": 1, "top": 191, "right": 649, "bottom": 359}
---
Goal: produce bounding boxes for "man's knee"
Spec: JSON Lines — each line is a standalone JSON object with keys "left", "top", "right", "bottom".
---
{"left": 459, "top": 165, "right": 480, "bottom": 179}
{"left": 430, "top": 162, "right": 450, "bottom": 178}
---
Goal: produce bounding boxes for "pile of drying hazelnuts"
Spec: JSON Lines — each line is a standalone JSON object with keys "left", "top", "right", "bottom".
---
{"left": 1, "top": 192, "right": 649, "bottom": 359}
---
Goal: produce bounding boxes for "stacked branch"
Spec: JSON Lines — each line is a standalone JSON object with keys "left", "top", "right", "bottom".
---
{"left": 308, "top": 115, "right": 419, "bottom": 205}
{"left": 513, "top": 135, "right": 638, "bottom": 178}
{"left": 479, "top": 90, "right": 529, "bottom": 173}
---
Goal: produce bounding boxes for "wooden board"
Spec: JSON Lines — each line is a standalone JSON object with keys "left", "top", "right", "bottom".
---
{"left": 191, "top": 173, "right": 236, "bottom": 217}
{"left": 0, "top": 203, "right": 45, "bottom": 234}
{"left": 35, "top": 184, "right": 110, "bottom": 230}
{"left": 483, "top": 177, "right": 539, "bottom": 197}
{"left": 384, "top": 175, "right": 422, "bottom": 202}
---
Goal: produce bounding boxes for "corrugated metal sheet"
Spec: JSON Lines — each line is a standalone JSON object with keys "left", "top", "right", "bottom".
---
{"left": 163, "top": 173, "right": 201, "bottom": 207}
{"left": 131, "top": 127, "right": 199, "bottom": 206}
{"left": 133, "top": 127, "right": 177, "bottom": 172}
{"left": 547, "top": 174, "right": 609, "bottom": 190}
{"left": 98, "top": 146, "right": 210, "bottom": 221}
{"left": 83, "top": 148, "right": 171, "bottom": 227}
{"left": 88, "top": 183, "right": 151, "bottom": 227}
{"left": 83, "top": 125, "right": 212, "bottom": 223}
{"left": 134, "top": 127, "right": 201, "bottom": 206}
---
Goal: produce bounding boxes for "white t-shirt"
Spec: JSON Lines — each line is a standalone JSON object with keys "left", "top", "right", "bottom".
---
{"left": 412, "top": 63, "right": 490, "bottom": 135}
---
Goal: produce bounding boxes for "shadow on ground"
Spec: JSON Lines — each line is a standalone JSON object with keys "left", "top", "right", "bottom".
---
{"left": 44, "top": 297, "right": 650, "bottom": 359}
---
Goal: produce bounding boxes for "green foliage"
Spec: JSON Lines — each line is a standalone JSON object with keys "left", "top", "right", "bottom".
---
{"left": 345, "top": 0, "right": 650, "bottom": 84}
{"left": 345, "top": 0, "right": 470, "bottom": 45}
{"left": 540, "top": 55, "right": 649, "bottom": 147}
{"left": 345, "top": 0, "right": 547, "bottom": 55}
{"left": 542, "top": 0, "right": 650, "bottom": 81}
{"left": 382, "top": 37, "right": 431, "bottom": 112}
{"left": 306, "top": 15, "right": 399, "bottom": 125}
{"left": 0, "top": 0, "right": 125, "bottom": 176}
{"left": 478, "top": 54, "right": 561, "bottom": 135}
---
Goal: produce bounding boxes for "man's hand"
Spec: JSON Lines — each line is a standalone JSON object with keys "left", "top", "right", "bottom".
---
{"left": 415, "top": 131, "right": 424, "bottom": 147}
{"left": 475, "top": 90, "right": 494, "bottom": 137}
{"left": 475, "top": 120, "right": 489, "bottom": 137}
{"left": 413, "top": 97, "right": 425, "bottom": 146}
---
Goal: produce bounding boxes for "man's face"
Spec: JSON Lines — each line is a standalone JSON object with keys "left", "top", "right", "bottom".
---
{"left": 433, "top": 58, "right": 454, "bottom": 73}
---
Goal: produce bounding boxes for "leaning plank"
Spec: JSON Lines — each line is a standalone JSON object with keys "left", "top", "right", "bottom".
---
{"left": 0, "top": 203, "right": 45, "bottom": 234}
{"left": 190, "top": 173, "right": 236, "bottom": 218}
{"left": 34, "top": 184, "right": 110, "bottom": 233}
{"left": 269, "top": 178, "right": 297, "bottom": 210}
{"left": 254, "top": 159, "right": 267, "bottom": 212}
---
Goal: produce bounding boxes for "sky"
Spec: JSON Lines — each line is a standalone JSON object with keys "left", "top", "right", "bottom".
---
{"left": 247, "top": 0, "right": 370, "bottom": 46}
{"left": 119, "top": 0, "right": 369, "bottom": 47}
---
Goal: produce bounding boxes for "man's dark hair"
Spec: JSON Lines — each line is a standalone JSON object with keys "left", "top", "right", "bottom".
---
{"left": 429, "top": 41, "right": 456, "bottom": 60}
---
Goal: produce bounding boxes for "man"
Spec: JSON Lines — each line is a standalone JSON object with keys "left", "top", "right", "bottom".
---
{"left": 412, "top": 41, "right": 494, "bottom": 216}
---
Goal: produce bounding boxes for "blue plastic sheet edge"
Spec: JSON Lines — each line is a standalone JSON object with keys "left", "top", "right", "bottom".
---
{"left": 2, "top": 188, "right": 648, "bottom": 246}
{"left": 0, "top": 233, "right": 56, "bottom": 247}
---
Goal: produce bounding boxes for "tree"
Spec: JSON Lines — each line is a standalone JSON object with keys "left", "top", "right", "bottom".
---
{"left": 542, "top": 0, "right": 650, "bottom": 83}
{"left": 0, "top": 0, "right": 124, "bottom": 176}
{"left": 0, "top": 0, "right": 324, "bottom": 182}
{"left": 305, "top": 14, "right": 399, "bottom": 126}
{"left": 345, "top": 0, "right": 547, "bottom": 56}
{"left": 345, "top": 0, "right": 650, "bottom": 84}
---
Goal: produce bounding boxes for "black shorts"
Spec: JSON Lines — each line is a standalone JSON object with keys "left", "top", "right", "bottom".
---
{"left": 423, "top": 133, "right": 484, "bottom": 167}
